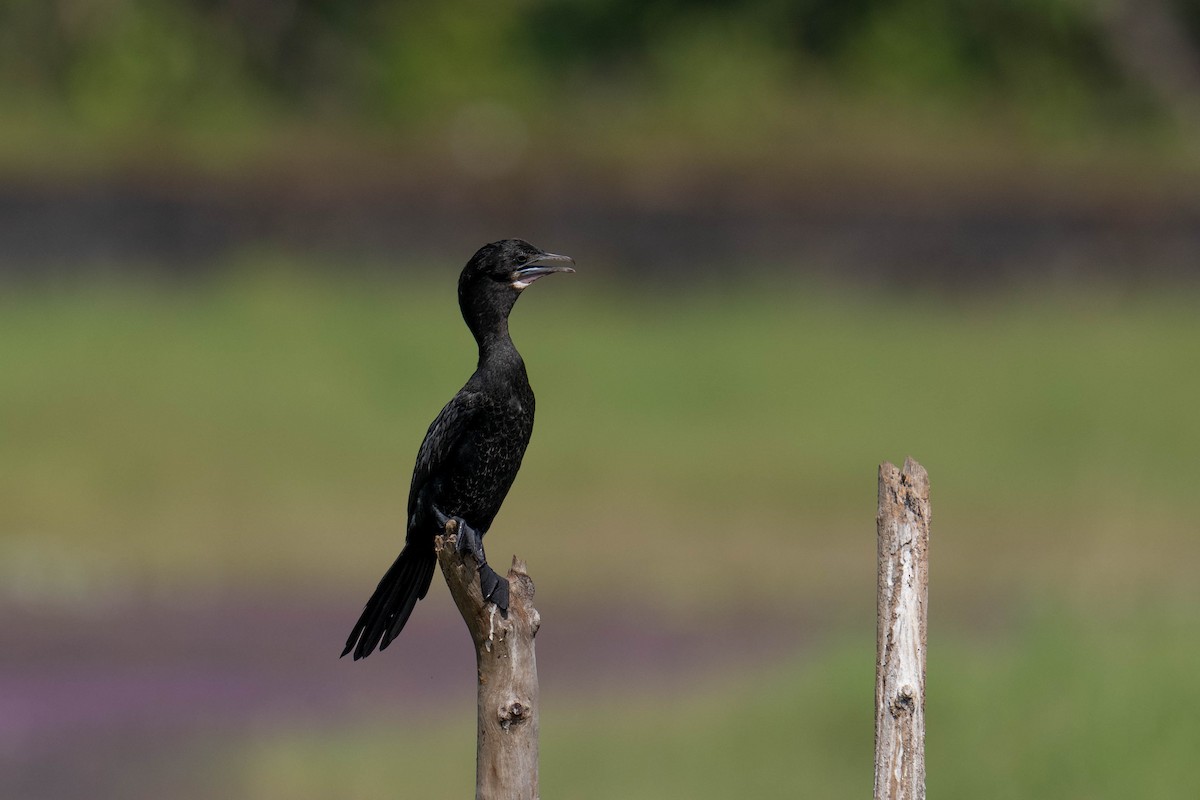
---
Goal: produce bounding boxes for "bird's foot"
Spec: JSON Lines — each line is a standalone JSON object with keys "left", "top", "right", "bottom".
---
{"left": 453, "top": 519, "right": 487, "bottom": 565}
{"left": 432, "top": 505, "right": 456, "bottom": 534}
{"left": 434, "top": 506, "right": 483, "bottom": 557}
{"left": 433, "top": 506, "right": 508, "bottom": 615}
{"left": 480, "top": 566, "right": 510, "bottom": 615}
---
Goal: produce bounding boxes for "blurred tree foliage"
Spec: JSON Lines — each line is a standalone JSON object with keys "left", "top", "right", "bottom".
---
{"left": 0, "top": 0, "right": 1195, "bottom": 151}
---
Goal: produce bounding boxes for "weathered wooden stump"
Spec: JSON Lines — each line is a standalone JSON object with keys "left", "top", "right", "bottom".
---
{"left": 435, "top": 525, "right": 540, "bottom": 800}
{"left": 874, "top": 457, "right": 930, "bottom": 800}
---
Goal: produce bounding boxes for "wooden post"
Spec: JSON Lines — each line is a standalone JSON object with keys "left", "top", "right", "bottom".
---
{"left": 435, "top": 526, "right": 540, "bottom": 800}
{"left": 874, "top": 457, "right": 930, "bottom": 800}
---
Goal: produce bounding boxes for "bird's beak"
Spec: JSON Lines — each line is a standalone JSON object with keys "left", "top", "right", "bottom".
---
{"left": 511, "top": 253, "right": 575, "bottom": 289}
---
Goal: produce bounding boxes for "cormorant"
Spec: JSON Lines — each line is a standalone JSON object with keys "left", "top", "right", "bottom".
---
{"left": 342, "top": 239, "right": 575, "bottom": 660}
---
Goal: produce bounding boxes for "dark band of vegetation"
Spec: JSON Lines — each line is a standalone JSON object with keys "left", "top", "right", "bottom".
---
{"left": 2, "top": 0, "right": 1197, "bottom": 162}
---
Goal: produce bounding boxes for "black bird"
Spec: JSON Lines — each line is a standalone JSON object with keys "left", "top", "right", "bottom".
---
{"left": 342, "top": 239, "right": 575, "bottom": 660}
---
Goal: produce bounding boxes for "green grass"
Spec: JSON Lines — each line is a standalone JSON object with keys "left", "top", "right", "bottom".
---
{"left": 1, "top": 271, "right": 1198, "bottom": 611}
{"left": 224, "top": 606, "right": 1200, "bottom": 799}
{"left": 4, "top": 270, "right": 1198, "bottom": 795}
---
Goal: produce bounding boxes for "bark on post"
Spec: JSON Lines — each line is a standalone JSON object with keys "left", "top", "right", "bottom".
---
{"left": 874, "top": 457, "right": 930, "bottom": 800}
{"left": 435, "top": 525, "right": 540, "bottom": 800}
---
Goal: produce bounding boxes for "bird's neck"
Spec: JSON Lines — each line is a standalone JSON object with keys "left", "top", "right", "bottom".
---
{"left": 474, "top": 320, "right": 525, "bottom": 376}
{"left": 461, "top": 284, "right": 525, "bottom": 378}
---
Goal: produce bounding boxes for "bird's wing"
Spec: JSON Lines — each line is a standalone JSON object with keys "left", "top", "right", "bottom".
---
{"left": 405, "top": 388, "right": 484, "bottom": 533}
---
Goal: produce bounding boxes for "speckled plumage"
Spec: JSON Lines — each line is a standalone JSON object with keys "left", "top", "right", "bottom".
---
{"left": 343, "top": 239, "right": 572, "bottom": 660}
{"left": 410, "top": 369, "right": 535, "bottom": 538}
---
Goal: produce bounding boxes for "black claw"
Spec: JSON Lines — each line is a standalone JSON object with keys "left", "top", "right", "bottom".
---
{"left": 455, "top": 523, "right": 476, "bottom": 557}
{"left": 491, "top": 579, "right": 510, "bottom": 615}
{"left": 479, "top": 567, "right": 510, "bottom": 614}
{"left": 433, "top": 506, "right": 451, "bottom": 529}
{"left": 452, "top": 519, "right": 487, "bottom": 566}
{"left": 480, "top": 567, "right": 498, "bottom": 596}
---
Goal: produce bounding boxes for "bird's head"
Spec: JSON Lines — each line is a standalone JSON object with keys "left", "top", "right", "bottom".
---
{"left": 462, "top": 239, "right": 575, "bottom": 291}
{"left": 458, "top": 239, "right": 575, "bottom": 336}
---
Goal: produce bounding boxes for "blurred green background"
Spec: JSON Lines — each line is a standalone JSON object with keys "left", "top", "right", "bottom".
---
{"left": 3, "top": 2, "right": 1200, "bottom": 798}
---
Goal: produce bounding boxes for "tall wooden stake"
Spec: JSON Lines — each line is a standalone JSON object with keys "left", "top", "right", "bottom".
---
{"left": 435, "top": 527, "right": 540, "bottom": 800}
{"left": 874, "top": 457, "right": 930, "bottom": 800}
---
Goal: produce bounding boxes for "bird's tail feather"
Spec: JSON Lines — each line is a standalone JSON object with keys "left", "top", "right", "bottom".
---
{"left": 342, "top": 545, "right": 437, "bottom": 660}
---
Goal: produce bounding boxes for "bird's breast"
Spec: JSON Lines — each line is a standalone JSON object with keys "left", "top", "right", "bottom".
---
{"left": 442, "top": 392, "right": 534, "bottom": 530}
